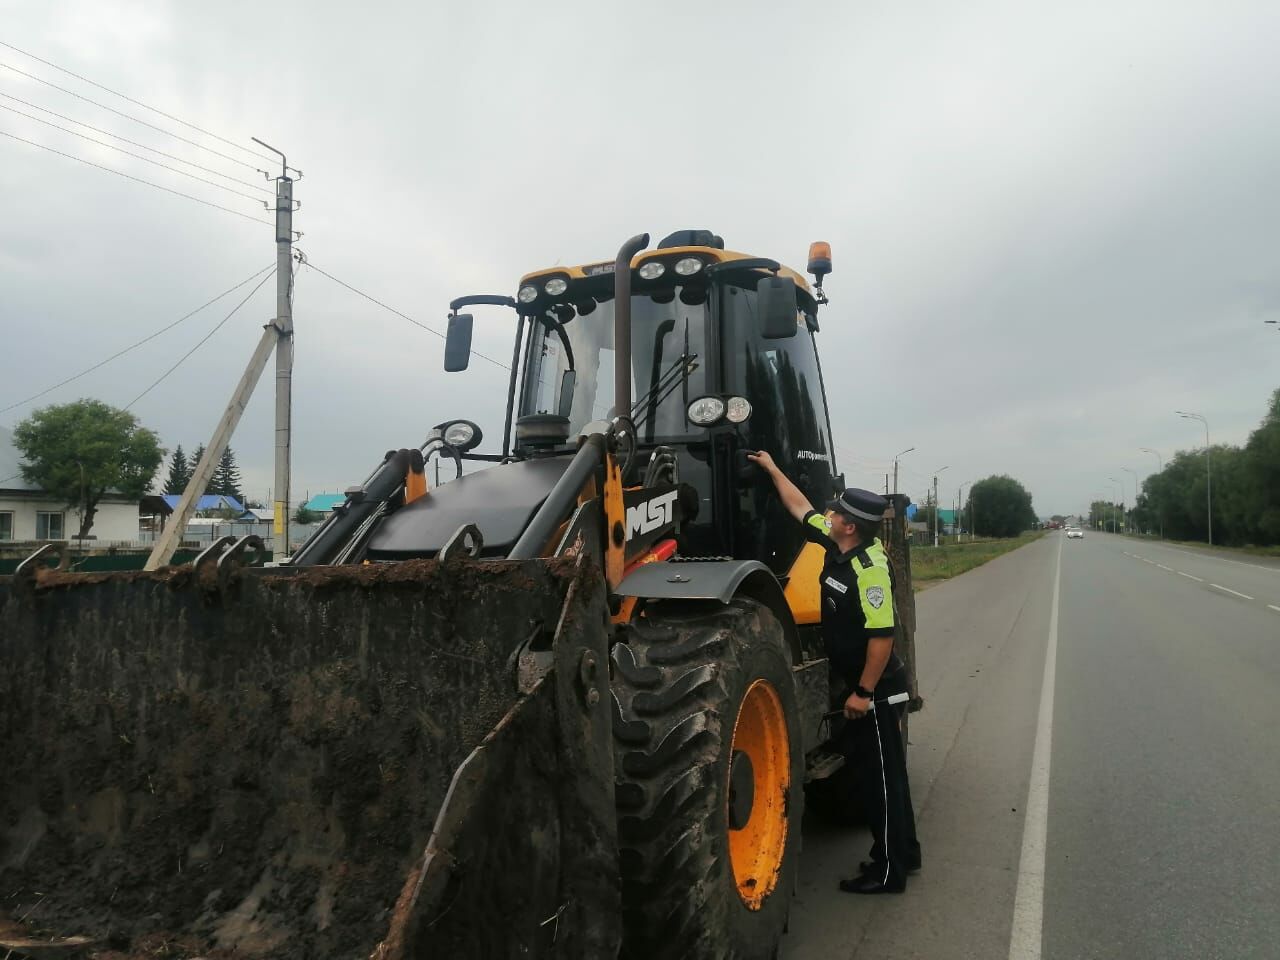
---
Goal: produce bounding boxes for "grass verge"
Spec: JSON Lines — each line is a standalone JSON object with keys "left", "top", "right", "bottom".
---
{"left": 910, "top": 531, "right": 1046, "bottom": 590}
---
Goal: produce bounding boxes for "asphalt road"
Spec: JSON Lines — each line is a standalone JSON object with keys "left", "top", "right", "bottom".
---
{"left": 781, "top": 531, "right": 1280, "bottom": 960}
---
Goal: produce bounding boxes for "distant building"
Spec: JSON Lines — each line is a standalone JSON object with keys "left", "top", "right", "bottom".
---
{"left": 0, "top": 426, "right": 140, "bottom": 542}
{"left": 302, "top": 493, "right": 347, "bottom": 513}
{"left": 159, "top": 493, "right": 246, "bottom": 515}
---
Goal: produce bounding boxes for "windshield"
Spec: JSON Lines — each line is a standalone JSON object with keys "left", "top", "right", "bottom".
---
{"left": 519, "top": 287, "right": 708, "bottom": 441}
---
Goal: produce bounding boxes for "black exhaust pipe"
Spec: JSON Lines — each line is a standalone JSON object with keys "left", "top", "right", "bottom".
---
{"left": 613, "top": 233, "right": 649, "bottom": 420}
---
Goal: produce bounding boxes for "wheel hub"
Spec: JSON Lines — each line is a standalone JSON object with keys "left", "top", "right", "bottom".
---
{"left": 728, "top": 749, "right": 755, "bottom": 829}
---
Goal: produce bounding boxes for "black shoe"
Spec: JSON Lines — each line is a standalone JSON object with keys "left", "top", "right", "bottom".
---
{"left": 859, "top": 858, "right": 921, "bottom": 875}
{"left": 839, "top": 872, "right": 906, "bottom": 894}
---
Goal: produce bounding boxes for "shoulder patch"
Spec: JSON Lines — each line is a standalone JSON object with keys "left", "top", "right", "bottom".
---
{"left": 866, "top": 585, "right": 886, "bottom": 609}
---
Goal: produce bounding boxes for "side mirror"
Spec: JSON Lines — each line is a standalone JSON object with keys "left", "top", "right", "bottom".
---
{"left": 444, "top": 314, "right": 474, "bottom": 372}
{"left": 557, "top": 369, "right": 577, "bottom": 420}
{"left": 757, "top": 275, "right": 798, "bottom": 339}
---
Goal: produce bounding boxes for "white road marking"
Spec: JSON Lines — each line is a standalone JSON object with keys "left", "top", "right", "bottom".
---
{"left": 1209, "top": 583, "right": 1254, "bottom": 601}
{"left": 1142, "top": 559, "right": 1157, "bottom": 565}
{"left": 1178, "top": 572, "right": 1205, "bottom": 582}
{"left": 1268, "top": 605, "right": 1280, "bottom": 614}
{"left": 1157, "top": 564, "right": 1173, "bottom": 571}
{"left": 1008, "top": 536, "right": 1062, "bottom": 960}
{"left": 1147, "top": 542, "right": 1280, "bottom": 575}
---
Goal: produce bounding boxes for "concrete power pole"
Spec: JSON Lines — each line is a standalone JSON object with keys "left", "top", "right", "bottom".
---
{"left": 257, "top": 139, "right": 296, "bottom": 553}
{"left": 144, "top": 141, "right": 297, "bottom": 571}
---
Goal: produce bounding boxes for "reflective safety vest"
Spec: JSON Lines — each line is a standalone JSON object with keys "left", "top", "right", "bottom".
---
{"left": 803, "top": 511, "right": 901, "bottom": 685}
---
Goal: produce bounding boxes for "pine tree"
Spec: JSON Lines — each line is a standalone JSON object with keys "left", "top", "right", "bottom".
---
{"left": 212, "top": 446, "right": 244, "bottom": 504}
{"left": 189, "top": 443, "right": 210, "bottom": 495}
{"left": 164, "top": 445, "right": 192, "bottom": 494}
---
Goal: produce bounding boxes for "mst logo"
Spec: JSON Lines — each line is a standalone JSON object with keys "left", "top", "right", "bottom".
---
{"left": 626, "top": 489, "right": 679, "bottom": 541}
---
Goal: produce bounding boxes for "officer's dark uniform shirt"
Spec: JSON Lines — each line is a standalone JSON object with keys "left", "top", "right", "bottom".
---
{"left": 802, "top": 511, "right": 903, "bottom": 686}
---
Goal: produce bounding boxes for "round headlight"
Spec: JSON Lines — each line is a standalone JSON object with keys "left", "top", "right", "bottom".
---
{"left": 725, "top": 396, "right": 752, "bottom": 423}
{"left": 638, "top": 261, "right": 666, "bottom": 280}
{"left": 517, "top": 285, "right": 538, "bottom": 304}
{"left": 443, "top": 421, "right": 475, "bottom": 447}
{"left": 687, "top": 396, "right": 726, "bottom": 426}
{"left": 544, "top": 277, "right": 568, "bottom": 296}
{"left": 674, "top": 257, "right": 703, "bottom": 276}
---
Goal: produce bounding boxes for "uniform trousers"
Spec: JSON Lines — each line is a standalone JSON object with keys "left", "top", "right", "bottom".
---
{"left": 838, "top": 670, "right": 921, "bottom": 885}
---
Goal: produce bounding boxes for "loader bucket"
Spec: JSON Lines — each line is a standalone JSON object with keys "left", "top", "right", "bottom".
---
{"left": 0, "top": 556, "right": 619, "bottom": 959}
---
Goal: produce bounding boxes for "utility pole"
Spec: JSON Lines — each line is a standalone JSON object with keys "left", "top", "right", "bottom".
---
{"left": 255, "top": 137, "right": 297, "bottom": 556}
{"left": 144, "top": 140, "right": 298, "bottom": 571}
{"left": 933, "top": 465, "right": 949, "bottom": 547}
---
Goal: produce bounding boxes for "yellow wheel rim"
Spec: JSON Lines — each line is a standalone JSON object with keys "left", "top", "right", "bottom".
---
{"left": 726, "top": 679, "right": 790, "bottom": 909}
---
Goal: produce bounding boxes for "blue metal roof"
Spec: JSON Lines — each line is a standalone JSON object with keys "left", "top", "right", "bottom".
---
{"left": 160, "top": 494, "right": 245, "bottom": 512}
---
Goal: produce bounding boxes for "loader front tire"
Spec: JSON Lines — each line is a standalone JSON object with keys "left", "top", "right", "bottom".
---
{"left": 611, "top": 598, "right": 802, "bottom": 960}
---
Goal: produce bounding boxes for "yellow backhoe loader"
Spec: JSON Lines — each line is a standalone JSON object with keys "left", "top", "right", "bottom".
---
{"left": 1, "top": 230, "right": 917, "bottom": 959}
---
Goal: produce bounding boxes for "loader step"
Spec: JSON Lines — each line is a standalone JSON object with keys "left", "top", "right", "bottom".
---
{"left": 805, "top": 749, "right": 846, "bottom": 782}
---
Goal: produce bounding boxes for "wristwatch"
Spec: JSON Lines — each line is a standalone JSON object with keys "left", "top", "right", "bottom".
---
{"left": 854, "top": 684, "right": 874, "bottom": 699}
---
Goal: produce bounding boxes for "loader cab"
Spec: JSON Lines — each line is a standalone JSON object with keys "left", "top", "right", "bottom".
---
{"left": 508, "top": 235, "right": 838, "bottom": 575}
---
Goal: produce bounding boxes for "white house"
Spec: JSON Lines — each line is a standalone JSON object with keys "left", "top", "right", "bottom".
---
{"left": 0, "top": 426, "right": 140, "bottom": 543}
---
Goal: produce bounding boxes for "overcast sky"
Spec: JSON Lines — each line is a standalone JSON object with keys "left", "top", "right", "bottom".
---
{"left": 1, "top": 0, "right": 1277, "bottom": 516}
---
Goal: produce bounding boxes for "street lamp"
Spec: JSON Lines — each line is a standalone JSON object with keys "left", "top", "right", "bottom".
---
{"left": 1175, "top": 411, "right": 1212, "bottom": 546}
{"left": 958, "top": 480, "right": 971, "bottom": 542}
{"left": 933, "top": 466, "right": 949, "bottom": 547}
{"left": 1138, "top": 447, "right": 1164, "bottom": 539}
{"left": 1106, "top": 476, "right": 1123, "bottom": 533}
{"left": 892, "top": 446, "right": 915, "bottom": 495}
{"left": 1122, "top": 466, "right": 1139, "bottom": 534}
{"left": 1093, "top": 490, "right": 1110, "bottom": 531}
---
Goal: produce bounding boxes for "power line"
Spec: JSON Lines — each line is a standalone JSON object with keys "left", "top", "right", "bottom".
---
{"left": 0, "top": 39, "right": 272, "bottom": 164}
{"left": 1, "top": 264, "right": 275, "bottom": 416}
{"left": 126, "top": 268, "right": 277, "bottom": 410}
{"left": 0, "top": 101, "right": 268, "bottom": 201}
{"left": 0, "top": 129, "right": 272, "bottom": 226}
{"left": 0, "top": 91, "right": 271, "bottom": 193}
{"left": 0, "top": 59, "right": 267, "bottom": 172}
{"left": 302, "top": 259, "right": 510, "bottom": 370}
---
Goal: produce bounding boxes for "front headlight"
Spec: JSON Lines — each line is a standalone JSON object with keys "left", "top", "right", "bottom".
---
{"left": 435, "top": 419, "right": 483, "bottom": 452}
{"left": 638, "top": 261, "right": 666, "bottom": 280}
{"left": 517, "top": 285, "right": 538, "bottom": 304}
{"left": 544, "top": 277, "right": 568, "bottom": 296}
{"left": 674, "top": 256, "right": 703, "bottom": 276}
{"left": 687, "top": 396, "right": 726, "bottom": 426}
{"left": 725, "top": 396, "right": 752, "bottom": 423}
{"left": 443, "top": 422, "right": 475, "bottom": 448}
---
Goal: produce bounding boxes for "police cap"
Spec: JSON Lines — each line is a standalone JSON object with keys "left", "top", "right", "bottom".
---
{"left": 828, "top": 487, "right": 888, "bottom": 524}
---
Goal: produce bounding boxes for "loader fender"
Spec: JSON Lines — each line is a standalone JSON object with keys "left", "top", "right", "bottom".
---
{"left": 614, "top": 560, "right": 800, "bottom": 664}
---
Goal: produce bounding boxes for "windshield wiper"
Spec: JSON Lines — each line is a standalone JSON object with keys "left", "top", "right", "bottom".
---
{"left": 631, "top": 351, "right": 698, "bottom": 437}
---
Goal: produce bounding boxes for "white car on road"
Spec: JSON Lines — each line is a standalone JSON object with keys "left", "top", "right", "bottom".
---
{"left": 1066, "top": 527, "right": 1084, "bottom": 539}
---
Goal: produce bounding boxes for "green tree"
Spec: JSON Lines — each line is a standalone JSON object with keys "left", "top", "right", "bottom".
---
{"left": 293, "top": 505, "right": 321, "bottom": 525}
{"left": 190, "top": 443, "right": 209, "bottom": 495}
{"left": 1245, "top": 388, "right": 1280, "bottom": 542}
{"left": 164, "top": 444, "right": 192, "bottom": 495}
{"left": 1090, "top": 500, "right": 1121, "bottom": 531}
{"left": 211, "top": 446, "right": 243, "bottom": 503}
{"left": 13, "top": 399, "right": 164, "bottom": 538}
{"left": 967, "top": 475, "right": 1036, "bottom": 538}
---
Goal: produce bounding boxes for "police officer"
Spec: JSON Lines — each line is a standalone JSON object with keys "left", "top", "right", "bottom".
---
{"left": 747, "top": 451, "right": 921, "bottom": 894}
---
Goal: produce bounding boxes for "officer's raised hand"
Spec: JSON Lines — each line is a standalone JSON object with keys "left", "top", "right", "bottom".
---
{"left": 747, "top": 450, "right": 813, "bottom": 522}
